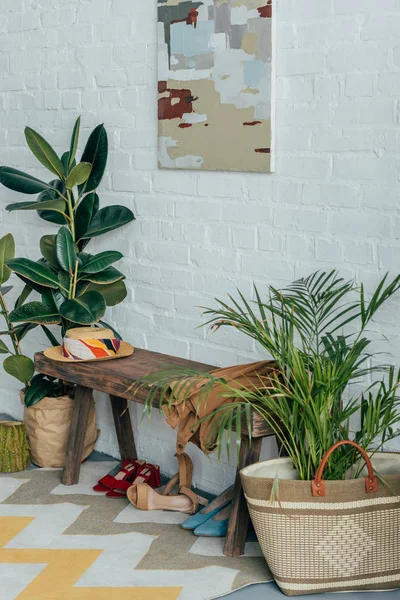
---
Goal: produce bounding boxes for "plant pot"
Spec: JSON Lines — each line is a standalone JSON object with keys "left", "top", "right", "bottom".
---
{"left": 241, "top": 441, "right": 400, "bottom": 596}
{"left": 0, "top": 420, "right": 30, "bottom": 472}
{"left": 21, "top": 392, "right": 98, "bottom": 468}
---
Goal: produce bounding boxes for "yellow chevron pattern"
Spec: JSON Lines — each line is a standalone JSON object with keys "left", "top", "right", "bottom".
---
{"left": 0, "top": 517, "right": 181, "bottom": 600}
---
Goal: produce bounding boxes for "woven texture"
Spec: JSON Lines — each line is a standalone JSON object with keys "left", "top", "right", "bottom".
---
{"left": 241, "top": 458, "right": 400, "bottom": 596}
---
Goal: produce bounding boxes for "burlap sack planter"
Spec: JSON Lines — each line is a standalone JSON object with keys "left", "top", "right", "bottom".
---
{"left": 21, "top": 392, "right": 98, "bottom": 468}
{"left": 241, "top": 441, "right": 400, "bottom": 596}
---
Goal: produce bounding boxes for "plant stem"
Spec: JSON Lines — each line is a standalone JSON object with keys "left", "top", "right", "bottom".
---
{"left": 0, "top": 290, "right": 21, "bottom": 355}
{"left": 72, "top": 259, "right": 79, "bottom": 299}
{"left": 66, "top": 189, "right": 76, "bottom": 241}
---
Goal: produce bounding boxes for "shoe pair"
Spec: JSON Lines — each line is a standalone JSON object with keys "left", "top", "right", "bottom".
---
{"left": 94, "top": 458, "right": 161, "bottom": 498}
{"left": 182, "top": 485, "right": 234, "bottom": 537}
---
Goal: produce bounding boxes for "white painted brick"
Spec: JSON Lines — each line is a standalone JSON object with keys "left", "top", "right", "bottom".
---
{"left": 278, "top": 50, "right": 324, "bottom": 76}
{"left": 333, "top": 156, "right": 398, "bottom": 182}
{"left": 345, "top": 74, "right": 374, "bottom": 97}
{"left": 278, "top": 102, "right": 331, "bottom": 125}
{"left": 197, "top": 174, "right": 244, "bottom": 198}
{"left": 221, "top": 204, "right": 271, "bottom": 223}
{"left": 274, "top": 207, "right": 327, "bottom": 233}
{"left": 333, "top": 99, "right": 394, "bottom": 125}
{"left": 297, "top": 18, "right": 359, "bottom": 47}
{"left": 285, "top": 233, "right": 314, "bottom": 261}
{"left": 330, "top": 212, "right": 390, "bottom": 238}
{"left": 233, "top": 226, "right": 257, "bottom": 250}
{"left": 207, "top": 224, "right": 231, "bottom": 247}
{"left": 363, "top": 186, "right": 400, "bottom": 210}
{"left": 241, "top": 252, "right": 294, "bottom": 281}
{"left": 275, "top": 156, "right": 330, "bottom": 179}
{"left": 344, "top": 242, "right": 374, "bottom": 265}
{"left": 175, "top": 199, "right": 220, "bottom": 221}
{"left": 378, "top": 73, "right": 400, "bottom": 95}
{"left": 315, "top": 238, "right": 343, "bottom": 262}
{"left": 361, "top": 17, "right": 400, "bottom": 41}
{"left": 281, "top": 0, "right": 332, "bottom": 20}
{"left": 190, "top": 247, "right": 237, "bottom": 272}
{"left": 314, "top": 77, "right": 341, "bottom": 100}
{"left": 305, "top": 184, "right": 360, "bottom": 207}
{"left": 327, "top": 47, "right": 389, "bottom": 73}
{"left": 154, "top": 171, "right": 198, "bottom": 195}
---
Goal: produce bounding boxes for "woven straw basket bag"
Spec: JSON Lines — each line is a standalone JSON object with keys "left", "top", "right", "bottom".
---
{"left": 241, "top": 440, "right": 400, "bottom": 596}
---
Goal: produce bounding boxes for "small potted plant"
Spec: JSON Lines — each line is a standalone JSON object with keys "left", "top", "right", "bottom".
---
{"left": 0, "top": 118, "right": 135, "bottom": 466}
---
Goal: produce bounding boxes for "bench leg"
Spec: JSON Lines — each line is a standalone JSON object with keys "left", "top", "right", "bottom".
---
{"left": 110, "top": 395, "right": 137, "bottom": 460}
{"left": 62, "top": 385, "right": 93, "bottom": 486}
{"left": 224, "top": 435, "right": 262, "bottom": 558}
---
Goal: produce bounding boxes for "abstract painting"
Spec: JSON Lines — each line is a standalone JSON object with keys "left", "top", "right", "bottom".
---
{"left": 158, "top": 0, "right": 275, "bottom": 173}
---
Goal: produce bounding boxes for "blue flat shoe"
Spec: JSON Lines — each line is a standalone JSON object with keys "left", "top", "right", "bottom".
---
{"left": 181, "top": 485, "right": 234, "bottom": 531}
{"left": 193, "top": 503, "right": 231, "bottom": 537}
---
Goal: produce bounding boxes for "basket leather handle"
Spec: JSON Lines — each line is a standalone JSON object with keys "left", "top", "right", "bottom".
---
{"left": 312, "top": 440, "right": 379, "bottom": 497}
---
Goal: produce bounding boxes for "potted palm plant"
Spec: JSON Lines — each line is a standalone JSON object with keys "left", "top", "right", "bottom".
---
{"left": 139, "top": 271, "right": 400, "bottom": 594}
{"left": 0, "top": 118, "right": 135, "bottom": 466}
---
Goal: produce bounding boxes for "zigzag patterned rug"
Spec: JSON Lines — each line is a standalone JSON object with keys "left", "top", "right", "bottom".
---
{"left": 0, "top": 462, "right": 272, "bottom": 600}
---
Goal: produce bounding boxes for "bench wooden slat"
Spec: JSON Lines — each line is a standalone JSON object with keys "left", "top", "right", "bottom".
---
{"left": 34, "top": 349, "right": 273, "bottom": 438}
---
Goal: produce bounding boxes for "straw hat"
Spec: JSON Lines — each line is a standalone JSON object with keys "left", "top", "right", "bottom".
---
{"left": 44, "top": 327, "right": 134, "bottom": 363}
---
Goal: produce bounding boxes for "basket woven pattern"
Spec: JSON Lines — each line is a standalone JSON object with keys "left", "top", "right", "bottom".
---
{"left": 241, "top": 465, "right": 400, "bottom": 596}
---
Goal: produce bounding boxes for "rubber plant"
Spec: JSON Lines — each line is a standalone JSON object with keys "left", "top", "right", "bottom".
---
{"left": 138, "top": 271, "right": 400, "bottom": 482}
{"left": 0, "top": 118, "right": 135, "bottom": 406}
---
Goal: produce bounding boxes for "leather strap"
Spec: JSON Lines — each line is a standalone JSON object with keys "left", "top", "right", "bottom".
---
{"left": 312, "top": 440, "right": 379, "bottom": 497}
{"left": 134, "top": 484, "right": 149, "bottom": 510}
{"left": 179, "top": 486, "right": 209, "bottom": 514}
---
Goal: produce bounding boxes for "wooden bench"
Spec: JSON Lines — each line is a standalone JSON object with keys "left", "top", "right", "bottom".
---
{"left": 34, "top": 348, "right": 274, "bottom": 557}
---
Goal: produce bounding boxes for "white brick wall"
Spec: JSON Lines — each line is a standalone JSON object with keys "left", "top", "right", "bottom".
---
{"left": 0, "top": 0, "right": 399, "bottom": 492}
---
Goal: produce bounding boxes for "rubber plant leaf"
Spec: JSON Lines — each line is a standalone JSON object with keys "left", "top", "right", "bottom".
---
{"left": 14, "top": 322, "right": 38, "bottom": 342}
{"left": 80, "top": 266, "right": 124, "bottom": 285}
{"left": 0, "top": 339, "right": 10, "bottom": 354}
{"left": 75, "top": 192, "right": 99, "bottom": 241}
{"left": 78, "top": 124, "right": 108, "bottom": 193}
{"left": 0, "top": 167, "right": 52, "bottom": 195}
{"left": 9, "top": 301, "right": 61, "bottom": 325}
{"left": 59, "top": 291, "right": 106, "bottom": 325}
{"left": 6, "top": 258, "right": 60, "bottom": 289}
{"left": 81, "top": 206, "right": 135, "bottom": 239}
{"left": 65, "top": 162, "right": 92, "bottom": 189}
{"left": 41, "top": 325, "right": 59, "bottom": 347}
{"left": 68, "top": 116, "right": 81, "bottom": 170}
{"left": 0, "top": 233, "right": 15, "bottom": 285}
{"left": 24, "top": 374, "right": 54, "bottom": 407}
{"left": 6, "top": 199, "right": 67, "bottom": 215}
{"left": 25, "top": 127, "right": 64, "bottom": 179}
{"left": 56, "top": 226, "right": 76, "bottom": 274}
{"left": 80, "top": 251, "right": 123, "bottom": 274}
{"left": 37, "top": 180, "right": 68, "bottom": 225}
{"left": 40, "top": 234, "right": 59, "bottom": 268}
{"left": 15, "top": 284, "right": 33, "bottom": 308}
{"left": 3, "top": 354, "right": 35, "bottom": 385}
{"left": 88, "top": 280, "right": 127, "bottom": 307}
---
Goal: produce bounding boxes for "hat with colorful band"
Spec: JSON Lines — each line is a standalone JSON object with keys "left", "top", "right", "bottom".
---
{"left": 44, "top": 327, "right": 134, "bottom": 363}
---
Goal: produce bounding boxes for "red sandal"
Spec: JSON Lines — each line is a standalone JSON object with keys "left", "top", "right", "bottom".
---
{"left": 93, "top": 459, "right": 145, "bottom": 493}
{"left": 106, "top": 462, "right": 161, "bottom": 498}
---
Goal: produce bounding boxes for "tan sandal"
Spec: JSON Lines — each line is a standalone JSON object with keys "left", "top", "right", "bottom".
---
{"left": 127, "top": 453, "right": 208, "bottom": 515}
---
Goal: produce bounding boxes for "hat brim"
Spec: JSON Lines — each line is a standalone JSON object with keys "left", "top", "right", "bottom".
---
{"left": 43, "top": 341, "right": 134, "bottom": 363}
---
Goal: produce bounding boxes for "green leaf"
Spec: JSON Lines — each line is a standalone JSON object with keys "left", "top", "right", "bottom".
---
{"left": 6, "top": 258, "right": 60, "bottom": 289}
{"left": 15, "top": 284, "right": 32, "bottom": 308}
{"left": 61, "top": 151, "right": 70, "bottom": 177}
{"left": 37, "top": 180, "right": 69, "bottom": 225}
{"left": 65, "top": 162, "right": 92, "bottom": 188}
{"left": 40, "top": 234, "right": 58, "bottom": 267}
{"left": 81, "top": 266, "right": 124, "bottom": 284}
{"left": 42, "top": 288, "right": 58, "bottom": 312}
{"left": 0, "top": 339, "right": 10, "bottom": 354}
{"left": 56, "top": 227, "right": 76, "bottom": 274}
{"left": 24, "top": 374, "right": 54, "bottom": 407}
{"left": 58, "top": 271, "right": 71, "bottom": 293}
{"left": 81, "top": 251, "right": 123, "bottom": 274}
{"left": 79, "top": 124, "right": 108, "bottom": 193}
{"left": 0, "top": 233, "right": 15, "bottom": 285}
{"left": 41, "top": 325, "right": 59, "bottom": 347}
{"left": 0, "top": 167, "right": 52, "bottom": 195}
{"left": 6, "top": 199, "right": 67, "bottom": 215}
{"left": 3, "top": 354, "right": 34, "bottom": 385}
{"left": 59, "top": 291, "right": 106, "bottom": 325}
{"left": 69, "top": 116, "right": 81, "bottom": 169}
{"left": 9, "top": 301, "right": 61, "bottom": 325}
{"left": 82, "top": 206, "right": 135, "bottom": 239}
{"left": 14, "top": 322, "right": 38, "bottom": 341}
{"left": 75, "top": 192, "right": 99, "bottom": 241}
{"left": 98, "top": 320, "right": 122, "bottom": 340}
{"left": 88, "top": 279, "right": 127, "bottom": 306}
{"left": 25, "top": 127, "right": 64, "bottom": 179}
